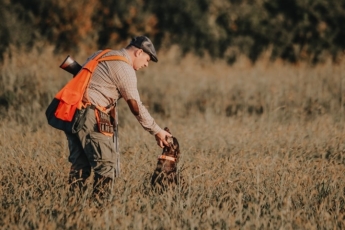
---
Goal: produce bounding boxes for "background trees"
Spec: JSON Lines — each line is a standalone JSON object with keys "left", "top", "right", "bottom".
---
{"left": 1, "top": 0, "right": 344, "bottom": 64}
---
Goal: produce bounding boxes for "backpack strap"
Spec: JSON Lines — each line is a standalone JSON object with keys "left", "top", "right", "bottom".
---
{"left": 94, "top": 49, "right": 111, "bottom": 60}
{"left": 94, "top": 49, "right": 130, "bottom": 65}
{"left": 87, "top": 50, "right": 130, "bottom": 111}
{"left": 98, "top": 55, "right": 129, "bottom": 64}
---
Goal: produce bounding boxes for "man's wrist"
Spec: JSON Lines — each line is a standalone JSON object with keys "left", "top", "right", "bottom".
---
{"left": 151, "top": 126, "right": 163, "bottom": 135}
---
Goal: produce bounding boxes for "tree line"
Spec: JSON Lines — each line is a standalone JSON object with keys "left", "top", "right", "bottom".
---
{"left": 1, "top": 0, "right": 345, "bottom": 64}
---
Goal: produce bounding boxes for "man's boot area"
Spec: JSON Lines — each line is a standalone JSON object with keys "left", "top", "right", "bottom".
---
{"left": 92, "top": 174, "right": 113, "bottom": 205}
{"left": 68, "top": 169, "right": 90, "bottom": 195}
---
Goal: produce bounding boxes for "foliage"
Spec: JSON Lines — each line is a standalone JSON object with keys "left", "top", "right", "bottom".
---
{"left": 1, "top": 0, "right": 345, "bottom": 63}
{"left": 1, "top": 28, "right": 345, "bottom": 228}
{"left": 1, "top": 105, "right": 345, "bottom": 229}
{"left": 1, "top": 1, "right": 345, "bottom": 228}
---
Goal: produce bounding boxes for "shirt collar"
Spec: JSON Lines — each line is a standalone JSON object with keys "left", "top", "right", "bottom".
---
{"left": 121, "top": 48, "right": 133, "bottom": 66}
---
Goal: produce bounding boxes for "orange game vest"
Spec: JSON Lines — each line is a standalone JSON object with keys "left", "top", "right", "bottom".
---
{"left": 53, "top": 49, "right": 129, "bottom": 121}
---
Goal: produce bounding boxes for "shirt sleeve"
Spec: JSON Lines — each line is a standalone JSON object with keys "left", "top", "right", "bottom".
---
{"left": 113, "top": 63, "right": 163, "bottom": 135}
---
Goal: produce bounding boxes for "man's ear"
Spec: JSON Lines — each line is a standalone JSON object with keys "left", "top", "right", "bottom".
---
{"left": 134, "top": 49, "right": 143, "bottom": 58}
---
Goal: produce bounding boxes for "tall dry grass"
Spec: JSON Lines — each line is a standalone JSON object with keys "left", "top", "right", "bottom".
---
{"left": 0, "top": 46, "right": 345, "bottom": 229}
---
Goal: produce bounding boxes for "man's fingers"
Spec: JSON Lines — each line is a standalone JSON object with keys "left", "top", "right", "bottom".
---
{"left": 162, "top": 139, "right": 169, "bottom": 147}
{"left": 156, "top": 137, "right": 163, "bottom": 148}
{"left": 155, "top": 129, "right": 173, "bottom": 148}
{"left": 158, "top": 140, "right": 164, "bottom": 148}
{"left": 157, "top": 139, "right": 168, "bottom": 148}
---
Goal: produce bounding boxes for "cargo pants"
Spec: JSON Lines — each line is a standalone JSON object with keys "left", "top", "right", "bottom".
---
{"left": 65, "top": 106, "right": 116, "bottom": 192}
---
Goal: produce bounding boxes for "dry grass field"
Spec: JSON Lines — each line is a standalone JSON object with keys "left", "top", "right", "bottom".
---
{"left": 0, "top": 46, "right": 345, "bottom": 229}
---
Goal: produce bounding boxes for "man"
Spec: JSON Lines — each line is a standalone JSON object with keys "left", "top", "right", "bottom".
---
{"left": 66, "top": 36, "right": 172, "bottom": 199}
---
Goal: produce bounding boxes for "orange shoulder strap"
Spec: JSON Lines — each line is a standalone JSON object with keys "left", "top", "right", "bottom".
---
{"left": 94, "top": 49, "right": 111, "bottom": 60}
{"left": 98, "top": 55, "right": 130, "bottom": 64}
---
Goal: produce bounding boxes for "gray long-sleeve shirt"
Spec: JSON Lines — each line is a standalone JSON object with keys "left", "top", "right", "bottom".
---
{"left": 82, "top": 48, "right": 162, "bottom": 135}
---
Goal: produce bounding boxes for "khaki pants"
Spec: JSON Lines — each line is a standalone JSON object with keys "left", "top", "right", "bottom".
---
{"left": 66, "top": 107, "right": 116, "bottom": 182}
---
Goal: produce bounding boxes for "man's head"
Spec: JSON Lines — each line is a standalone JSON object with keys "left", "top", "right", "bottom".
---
{"left": 126, "top": 36, "right": 158, "bottom": 71}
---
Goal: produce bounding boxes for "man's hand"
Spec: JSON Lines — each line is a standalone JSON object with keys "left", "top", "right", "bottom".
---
{"left": 155, "top": 129, "right": 173, "bottom": 148}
